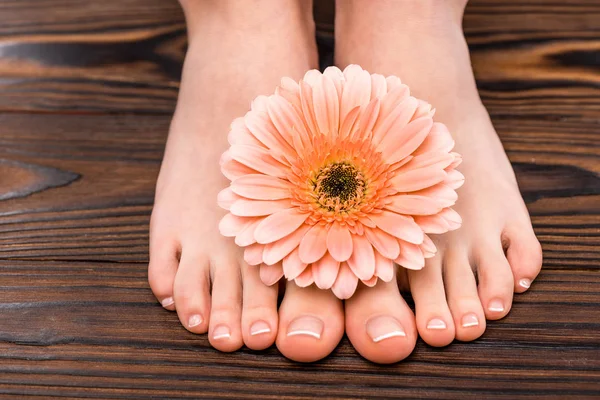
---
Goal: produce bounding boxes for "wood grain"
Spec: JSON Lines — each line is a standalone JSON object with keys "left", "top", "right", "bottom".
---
{"left": 0, "top": 0, "right": 599, "bottom": 398}
{"left": 0, "top": 262, "right": 599, "bottom": 399}
{"left": 0, "top": 0, "right": 185, "bottom": 114}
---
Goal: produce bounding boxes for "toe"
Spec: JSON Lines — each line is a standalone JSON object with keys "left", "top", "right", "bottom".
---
{"left": 345, "top": 275, "right": 417, "bottom": 364}
{"left": 173, "top": 251, "right": 211, "bottom": 333}
{"left": 475, "top": 241, "right": 515, "bottom": 320}
{"left": 148, "top": 237, "right": 180, "bottom": 311}
{"left": 407, "top": 254, "right": 455, "bottom": 347}
{"left": 241, "top": 262, "right": 278, "bottom": 350}
{"left": 444, "top": 250, "right": 486, "bottom": 341}
{"left": 504, "top": 223, "right": 543, "bottom": 293}
{"left": 276, "top": 281, "right": 344, "bottom": 363}
{"left": 208, "top": 256, "right": 244, "bottom": 352}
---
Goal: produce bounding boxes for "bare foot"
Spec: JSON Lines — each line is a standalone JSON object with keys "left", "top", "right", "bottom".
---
{"left": 148, "top": 0, "right": 347, "bottom": 361}
{"left": 335, "top": 0, "right": 543, "bottom": 362}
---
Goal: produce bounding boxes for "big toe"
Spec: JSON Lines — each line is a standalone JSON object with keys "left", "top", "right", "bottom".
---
{"left": 504, "top": 223, "right": 543, "bottom": 293}
{"left": 345, "top": 275, "right": 417, "bottom": 364}
{"left": 276, "top": 282, "right": 344, "bottom": 363}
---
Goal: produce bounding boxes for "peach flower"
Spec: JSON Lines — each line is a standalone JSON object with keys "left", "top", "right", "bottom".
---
{"left": 218, "top": 65, "right": 464, "bottom": 299}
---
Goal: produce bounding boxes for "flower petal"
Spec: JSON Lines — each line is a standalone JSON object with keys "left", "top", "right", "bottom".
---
{"left": 267, "top": 94, "right": 310, "bottom": 148}
{"left": 230, "top": 174, "right": 293, "bottom": 200}
{"left": 221, "top": 158, "right": 259, "bottom": 181}
{"left": 395, "top": 241, "right": 425, "bottom": 270}
{"left": 385, "top": 194, "right": 444, "bottom": 216}
{"left": 282, "top": 247, "right": 308, "bottom": 280}
{"left": 381, "top": 117, "right": 434, "bottom": 165}
{"left": 412, "top": 183, "right": 458, "bottom": 206}
{"left": 374, "top": 250, "right": 394, "bottom": 282}
{"left": 217, "top": 187, "right": 240, "bottom": 210}
{"left": 373, "top": 96, "right": 418, "bottom": 146}
{"left": 341, "top": 66, "right": 371, "bottom": 123}
{"left": 389, "top": 164, "right": 447, "bottom": 192}
{"left": 298, "top": 223, "right": 329, "bottom": 264}
{"left": 444, "top": 169, "right": 465, "bottom": 190}
{"left": 299, "top": 80, "right": 319, "bottom": 140}
{"left": 244, "top": 243, "right": 265, "bottom": 266}
{"left": 323, "top": 66, "right": 344, "bottom": 99}
{"left": 262, "top": 223, "right": 311, "bottom": 266}
{"left": 229, "top": 144, "right": 288, "bottom": 178}
{"left": 420, "top": 234, "right": 437, "bottom": 258}
{"left": 294, "top": 265, "right": 314, "bottom": 287}
{"left": 260, "top": 262, "right": 284, "bottom": 286}
{"left": 363, "top": 227, "right": 400, "bottom": 259}
{"left": 346, "top": 234, "right": 376, "bottom": 281}
{"left": 312, "top": 252, "right": 341, "bottom": 290}
{"left": 331, "top": 262, "right": 359, "bottom": 300}
{"left": 338, "top": 105, "right": 361, "bottom": 140}
{"left": 414, "top": 122, "right": 454, "bottom": 155}
{"left": 406, "top": 151, "right": 455, "bottom": 170}
{"left": 235, "top": 217, "right": 263, "bottom": 247}
{"left": 276, "top": 77, "right": 302, "bottom": 112}
{"left": 313, "top": 74, "right": 340, "bottom": 138}
{"left": 355, "top": 98, "right": 380, "bottom": 140}
{"left": 219, "top": 213, "right": 252, "bottom": 237}
{"left": 368, "top": 211, "right": 424, "bottom": 244}
{"left": 230, "top": 198, "right": 292, "bottom": 217}
{"left": 244, "top": 111, "right": 294, "bottom": 159}
{"left": 228, "top": 117, "right": 264, "bottom": 147}
{"left": 371, "top": 73, "right": 387, "bottom": 99}
{"left": 413, "top": 214, "right": 451, "bottom": 234}
{"left": 439, "top": 207, "right": 462, "bottom": 230}
{"left": 254, "top": 208, "right": 310, "bottom": 244}
{"left": 362, "top": 276, "right": 378, "bottom": 287}
{"left": 326, "top": 221, "right": 353, "bottom": 262}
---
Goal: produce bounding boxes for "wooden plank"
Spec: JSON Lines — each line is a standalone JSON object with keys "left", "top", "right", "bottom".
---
{"left": 0, "top": 113, "right": 597, "bottom": 266}
{"left": 0, "top": 262, "right": 598, "bottom": 399}
{"left": 0, "top": 0, "right": 185, "bottom": 114}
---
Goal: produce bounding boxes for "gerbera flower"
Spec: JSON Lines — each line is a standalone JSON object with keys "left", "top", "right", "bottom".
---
{"left": 218, "top": 65, "right": 464, "bottom": 299}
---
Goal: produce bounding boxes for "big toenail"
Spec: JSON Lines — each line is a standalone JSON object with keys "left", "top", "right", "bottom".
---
{"left": 188, "top": 314, "right": 203, "bottom": 328}
{"left": 250, "top": 320, "right": 271, "bottom": 336}
{"left": 212, "top": 325, "right": 231, "bottom": 340}
{"left": 161, "top": 297, "right": 174, "bottom": 308}
{"left": 519, "top": 279, "right": 532, "bottom": 289}
{"left": 461, "top": 313, "right": 479, "bottom": 328}
{"left": 426, "top": 318, "right": 447, "bottom": 330}
{"left": 287, "top": 316, "right": 324, "bottom": 339}
{"left": 488, "top": 299, "right": 505, "bottom": 313}
{"left": 366, "top": 315, "right": 406, "bottom": 343}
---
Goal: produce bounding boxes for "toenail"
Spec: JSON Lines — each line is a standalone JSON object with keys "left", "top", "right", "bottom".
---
{"left": 366, "top": 315, "right": 406, "bottom": 343}
{"left": 488, "top": 299, "right": 505, "bottom": 313}
{"left": 519, "top": 278, "right": 532, "bottom": 289}
{"left": 426, "top": 318, "right": 447, "bottom": 330}
{"left": 461, "top": 313, "right": 479, "bottom": 328}
{"left": 287, "top": 315, "right": 324, "bottom": 339}
{"left": 161, "top": 297, "right": 174, "bottom": 308}
{"left": 250, "top": 320, "right": 271, "bottom": 336}
{"left": 188, "top": 314, "right": 203, "bottom": 328}
{"left": 212, "top": 325, "right": 231, "bottom": 340}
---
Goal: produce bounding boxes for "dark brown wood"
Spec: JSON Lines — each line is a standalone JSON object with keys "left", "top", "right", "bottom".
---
{"left": 0, "top": 0, "right": 599, "bottom": 398}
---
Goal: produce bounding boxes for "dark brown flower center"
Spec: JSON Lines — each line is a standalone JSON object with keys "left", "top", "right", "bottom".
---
{"left": 314, "top": 162, "right": 366, "bottom": 210}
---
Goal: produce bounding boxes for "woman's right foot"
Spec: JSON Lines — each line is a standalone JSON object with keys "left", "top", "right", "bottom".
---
{"left": 149, "top": 0, "right": 346, "bottom": 361}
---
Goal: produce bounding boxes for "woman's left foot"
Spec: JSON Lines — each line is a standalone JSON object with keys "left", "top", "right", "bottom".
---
{"left": 335, "top": 0, "right": 543, "bottom": 362}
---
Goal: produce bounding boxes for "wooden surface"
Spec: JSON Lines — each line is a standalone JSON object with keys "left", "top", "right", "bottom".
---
{"left": 1, "top": 0, "right": 599, "bottom": 398}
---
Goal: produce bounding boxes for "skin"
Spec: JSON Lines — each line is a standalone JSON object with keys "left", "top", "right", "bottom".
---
{"left": 148, "top": 0, "right": 543, "bottom": 363}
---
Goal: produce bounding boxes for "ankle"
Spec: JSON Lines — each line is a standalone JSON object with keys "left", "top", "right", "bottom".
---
{"left": 181, "top": 0, "right": 315, "bottom": 43}
{"left": 336, "top": 0, "right": 465, "bottom": 39}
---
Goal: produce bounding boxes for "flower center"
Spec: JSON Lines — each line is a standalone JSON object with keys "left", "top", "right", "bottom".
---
{"left": 313, "top": 162, "right": 366, "bottom": 211}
